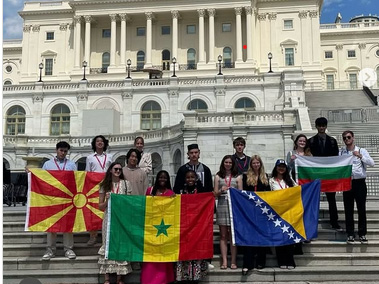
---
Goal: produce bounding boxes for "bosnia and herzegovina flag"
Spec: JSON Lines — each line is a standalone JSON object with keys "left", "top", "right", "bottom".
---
{"left": 105, "top": 193, "right": 214, "bottom": 262}
{"left": 229, "top": 180, "right": 321, "bottom": 246}
{"left": 25, "top": 169, "right": 105, "bottom": 232}
{"left": 295, "top": 155, "right": 354, "bottom": 192}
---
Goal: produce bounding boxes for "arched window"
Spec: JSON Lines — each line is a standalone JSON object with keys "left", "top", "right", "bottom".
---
{"left": 102, "top": 52, "right": 110, "bottom": 73}
{"left": 137, "top": 51, "right": 145, "bottom": 70}
{"left": 187, "top": 99, "right": 208, "bottom": 111}
{"left": 152, "top": 152, "right": 163, "bottom": 176}
{"left": 162, "top": 49, "right": 171, "bottom": 70}
{"left": 235, "top": 97, "right": 256, "bottom": 110}
{"left": 6, "top": 105, "right": 26, "bottom": 135}
{"left": 173, "top": 149, "right": 182, "bottom": 173}
{"left": 51, "top": 104, "right": 70, "bottom": 135}
{"left": 3, "top": 80, "right": 12, "bottom": 85}
{"left": 76, "top": 157, "right": 87, "bottom": 171}
{"left": 223, "top": 47, "right": 232, "bottom": 68}
{"left": 187, "top": 48, "right": 196, "bottom": 70}
{"left": 141, "top": 101, "right": 161, "bottom": 130}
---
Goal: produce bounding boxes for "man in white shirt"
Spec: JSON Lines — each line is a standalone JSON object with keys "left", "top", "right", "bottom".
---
{"left": 340, "top": 130, "right": 375, "bottom": 244}
{"left": 42, "top": 141, "right": 77, "bottom": 260}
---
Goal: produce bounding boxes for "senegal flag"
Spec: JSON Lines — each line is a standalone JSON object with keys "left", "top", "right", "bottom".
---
{"left": 105, "top": 193, "right": 214, "bottom": 262}
{"left": 295, "top": 155, "right": 354, "bottom": 192}
{"left": 26, "top": 169, "right": 105, "bottom": 232}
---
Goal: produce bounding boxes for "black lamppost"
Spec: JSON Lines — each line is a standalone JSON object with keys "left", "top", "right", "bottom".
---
{"left": 126, "top": 59, "right": 131, "bottom": 79}
{"left": 38, "top": 63, "right": 44, "bottom": 82}
{"left": 217, "top": 55, "right": 223, "bottom": 75}
{"left": 171, "top": 57, "right": 177, "bottom": 77}
{"left": 268, "top": 52, "right": 273, "bottom": 73}
{"left": 82, "top": 60, "right": 87, "bottom": 80}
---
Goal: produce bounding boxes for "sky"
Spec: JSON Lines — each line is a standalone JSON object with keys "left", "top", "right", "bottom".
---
{"left": 2, "top": 0, "right": 379, "bottom": 40}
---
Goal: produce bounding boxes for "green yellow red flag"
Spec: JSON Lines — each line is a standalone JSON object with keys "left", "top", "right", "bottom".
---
{"left": 105, "top": 193, "right": 214, "bottom": 262}
{"left": 25, "top": 169, "right": 105, "bottom": 232}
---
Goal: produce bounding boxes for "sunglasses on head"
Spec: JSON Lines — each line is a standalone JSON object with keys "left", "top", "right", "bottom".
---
{"left": 343, "top": 136, "right": 352, "bottom": 140}
{"left": 113, "top": 167, "right": 122, "bottom": 171}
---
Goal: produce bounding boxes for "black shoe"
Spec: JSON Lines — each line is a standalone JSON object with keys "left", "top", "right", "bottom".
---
{"left": 359, "top": 235, "right": 368, "bottom": 244}
{"left": 242, "top": 268, "right": 249, "bottom": 275}
{"left": 347, "top": 235, "right": 355, "bottom": 244}
{"left": 331, "top": 224, "right": 343, "bottom": 232}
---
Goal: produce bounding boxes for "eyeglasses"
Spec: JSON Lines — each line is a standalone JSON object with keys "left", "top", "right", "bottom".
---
{"left": 343, "top": 136, "right": 352, "bottom": 140}
{"left": 113, "top": 168, "right": 122, "bottom": 171}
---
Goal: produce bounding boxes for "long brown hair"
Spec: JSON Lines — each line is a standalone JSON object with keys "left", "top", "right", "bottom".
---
{"left": 293, "top": 134, "right": 312, "bottom": 156}
{"left": 99, "top": 162, "right": 125, "bottom": 192}
{"left": 246, "top": 155, "right": 268, "bottom": 186}
{"left": 216, "top": 155, "right": 239, "bottom": 178}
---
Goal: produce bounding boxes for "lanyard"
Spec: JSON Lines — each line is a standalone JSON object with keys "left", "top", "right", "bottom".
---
{"left": 54, "top": 159, "right": 67, "bottom": 171}
{"left": 112, "top": 182, "right": 120, "bottom": 194}
{"left": 95, "top": 154, "right": 107, "bottom": 170}
{"left": 276, "top": 178, "right": 287, "bottom": 189}
{"left": 237, "top": 157, "right": 248, "bottom": 171}
{"left": 224, "top": 174, "right": 232, "bottom": 187}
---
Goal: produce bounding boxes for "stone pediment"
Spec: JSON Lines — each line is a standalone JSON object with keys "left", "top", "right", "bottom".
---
{"left": 41, "top": 50, "right": 57, "bottom": 57}
{"left": 280, "top": 39, "right": 298, "bottom": 46}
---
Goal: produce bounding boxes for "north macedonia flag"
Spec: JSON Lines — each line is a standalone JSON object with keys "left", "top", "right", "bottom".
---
{"left": 26, "top": 169, "right": 105, "bottom": 232}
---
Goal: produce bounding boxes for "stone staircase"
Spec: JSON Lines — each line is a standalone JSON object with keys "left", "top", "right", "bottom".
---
{"left": 3, "top": 198, "right": 379, "bottom": 284}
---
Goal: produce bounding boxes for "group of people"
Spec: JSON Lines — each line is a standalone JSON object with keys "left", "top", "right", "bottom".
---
{"left": 37, "top": 116, "right": 374, "bottom": 284}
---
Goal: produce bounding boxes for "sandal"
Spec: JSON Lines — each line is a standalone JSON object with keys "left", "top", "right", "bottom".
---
{"left": 242, "top": 268, "right": 249, "bottom": 275}
{"left": 231, "top": 264, "right": 238, "bottom": 270}
{"left": 220, "top": 264, "right": 227, "bottom": 270}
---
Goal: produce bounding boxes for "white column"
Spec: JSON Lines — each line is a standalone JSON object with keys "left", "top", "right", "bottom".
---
{"left": 171, "top": 10, "right": 179, "bottom": 60}
{"left": 21, "top": 25, "right": 31, "bottom": 76}
{"left": 207, "top": 8, "right": 216, "bottom": 63}
{"left": 84, "top": 16, "right": 92, "bottom": 65}
{"left": 245, "top": 7, "right": 253, "bottom": 61}
{"left": 74, "top": 16, "right": 82, "bottom": 68}
{"left": 59, "top": 23, "right": 69, "bottom": 75}
{"left": 145, "top": 12, "right": 154, "bottom": 67}
{"left": 198, "top": 9, "right": 205, "bottom": 63}
{"left": 235, "top": 7, "right": 243, "bottom": 62}
{"left": 310, "top": 10, "right": 321, "bottom": 64}
{"left": 299, "top": 11, "right": 310, "bottom": 65}
{"left": 119, "top": 14, "right": 128, "bottom": 66}
{"left": 110, "top": 14, "right": 117, "bottom": 66}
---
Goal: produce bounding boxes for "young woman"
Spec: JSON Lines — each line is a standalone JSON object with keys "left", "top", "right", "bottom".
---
{"left": 175, "top": 170, "right": 208, "bottom": 282}
{"left": 134, "top": 136, "right": 152, "bottom": 175}
{"left": 286, "top": 134, "right": 312, "bottom": 181}
{"left": 213, "top": 155, "right": 242, "bottom": 270}
{"left": 269, "top": 159, "right": 297, "bottom": 270}
{"left": 98, "top": 162, "right": 132, "bottom": 284}
{"left": 241, "top": 155, "right": 270, "bottom": 275}
{"left": 141, "top": 170, "right": 175, "bottom": 284}
{"left": 86, "top": 135, "right": 113, "bottom": 246}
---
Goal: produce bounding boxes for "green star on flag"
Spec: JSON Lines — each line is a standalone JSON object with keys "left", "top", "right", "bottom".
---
{"left": 153, "top": 218, "right": 171, "bottom": 237}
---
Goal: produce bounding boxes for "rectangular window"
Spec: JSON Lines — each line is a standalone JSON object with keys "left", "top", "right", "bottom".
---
{"left": 285, "top": 48, "right": 295, "bottom": 66}
{"left": 137, "top": 27, "right": 146, "bottom": 36}
{"left": 326, "top": 75, "right": 334, "bottom": 90}
{"left": 325, "top": 51, "right": 333, "bottom": 59}
{"left": 349, "top": 74, "right": 357, "bottom": 89}
{"left": 161, "top": 26, "right": 170, "bottom": 35}
{"left": 283, "top": 20, "right": 293, "bottom": 29}
{"left": 222, "top": 23, "right": 231, "bottom": 32}
{"left": 46, "top": 32, "right": 54, "bottom": 40}
{"left": 45, "top": 58, "right": 53, "bottom": 75}
{"left": 102, "top": 29, "right": 111, "bottom": 38}
{"left": 187, "top": 25, "right": 196, "bottom": 34}
{"left": 348, "top": 50, "right": 356, "bottom": 58}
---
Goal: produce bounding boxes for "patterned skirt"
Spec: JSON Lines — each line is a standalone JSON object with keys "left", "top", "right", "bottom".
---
{"left": 175, "top": 259, "right": 208, "bottom": 281}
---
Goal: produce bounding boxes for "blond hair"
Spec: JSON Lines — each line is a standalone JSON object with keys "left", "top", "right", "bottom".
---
{"left": 246, "top": 155, "right": 268, "bottom": 186}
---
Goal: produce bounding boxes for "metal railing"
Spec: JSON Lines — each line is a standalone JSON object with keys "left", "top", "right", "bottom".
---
{"left": 367, "top": 174, "right": 379, "bottom": 196}
{"left": 320, "top": 108, "right": 379, "bottom": 123}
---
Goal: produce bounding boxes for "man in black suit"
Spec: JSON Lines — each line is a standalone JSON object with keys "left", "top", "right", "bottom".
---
{"left": 309, "top": 117, "right": 342, "bottom": 231}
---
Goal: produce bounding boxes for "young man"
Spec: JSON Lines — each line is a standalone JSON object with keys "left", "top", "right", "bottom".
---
{"left": 340, "top": 130, "right": 374, "bottom": 244}
{"left": 42, "top": 141, "right": 77, "bottom": 260}
{"left": 85, "top": 135, "right": 113, "bottom": 246}
{"left": 122, "top": 148, "right": 147, "bottom": 196}
{"left": 232, "top": 137, "right": 251, "bottom": 175}
{"left": 173, "top": 144, "right": 213, "bottom": 193}
{"left": 309, "top": 117, "right": 342, "bottom": 231}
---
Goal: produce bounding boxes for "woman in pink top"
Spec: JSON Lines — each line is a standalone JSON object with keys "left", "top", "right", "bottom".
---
{"left": 141, "top": 170, "right": 175, "bottom": 284}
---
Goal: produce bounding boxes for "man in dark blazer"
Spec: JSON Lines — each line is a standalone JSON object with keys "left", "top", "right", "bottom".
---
{"left": 309, "top": 117, "right": 342, "bottom": 231}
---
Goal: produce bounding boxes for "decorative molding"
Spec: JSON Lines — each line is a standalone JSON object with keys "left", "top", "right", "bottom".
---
{"left": 268, "top": 13, "right": 277, "bottom": 21}
{"left": 359, "top": 43, "right": 366, "bottom": 49}
{"left": 119, "top": 13, "right": 130, "bottom": 21}
{"left": 32, "top": 25, "right": 40, "bottom": 32}
{"left": 207, "top": 8, "right": 216, "bottom": 17}
{"left": 59, "top": 23, "right": 68, "bottom": 31}
{"left": 76, "top": 93, "right": 88, "bottom": 101}
{"left": 299, "top": 11, "right": 308, "bottom": 19}
{"left": 336, "top": 44, "right": 344, "bottom": 50}
{"left": 245, "top": 6, "right": 253, "bottom": 15}
{"left": 23, "top": 25, "right": 32, "bottom": 32}
{"left": 122, "top": 91, "right": 133, "bottom": 99}
{"left": 168, "top": 90, "right": 179, "bottom": 97}
{"left": 84, "top": 15, "right": 92, "bottom": 23}
{"left": 234, "top": 7, "right": 243, "bottom": 16}
{"left": 74, "top": 15, "right": 82, "bottom": 24}
{"left": 309, "top": 10, "right": 318, "bottom": 18}
{"left": 145, "top": 12, "right": 154, "bottom": 20}
{"left": 197, "top": 9, "right": 206, "bottom": 17}
{"left": 215, "top": 88, "right": 226, "bottom": 96}
{"left": 32, "top": 94, "right": 44, "bottom": 103}
{"left": 257, "top": 13, "right": 267, "bottom": 21}
{"left": 110, "top": 14, "right": 117, "bottom": 22}
{"left": 171, "top": 10, "right": 180, "bottom": 19}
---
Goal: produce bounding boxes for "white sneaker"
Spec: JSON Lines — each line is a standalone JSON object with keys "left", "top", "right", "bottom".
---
{"left": 42, "top": 248, "right": 55, "bottom": 260}
{"left": 208, "top": 263, "right": 215, "bottom": 270}
{"left": 65, "top": 249, "right": 76, "bottom": 260}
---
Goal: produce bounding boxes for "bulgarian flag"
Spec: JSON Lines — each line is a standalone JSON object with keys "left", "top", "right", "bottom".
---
{"left": 105, "top": 193, "right": 214, "bottom": 262}
{"left": 26, "top": 169, "right": 105, "bottom": 232}
{"left": 295, "top": 155, "right": 354, "bottom": 192}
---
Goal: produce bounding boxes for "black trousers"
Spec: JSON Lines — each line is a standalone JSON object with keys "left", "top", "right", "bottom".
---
{"left": 343, "top": 178, "right": 367, "bottom": 237}
{"left": 241, "top": 246, "right": 267, "bottom": 269}
{"left": 326, "top": 192, "right": 339, "bottom": 227}
{"left": 275, "top": 245, "right": 295, "bottom": 267}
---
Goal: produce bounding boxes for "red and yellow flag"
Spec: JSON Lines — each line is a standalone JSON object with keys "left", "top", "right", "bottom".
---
{"left": 26, "top": 169, "right": 105, "bottom": 232}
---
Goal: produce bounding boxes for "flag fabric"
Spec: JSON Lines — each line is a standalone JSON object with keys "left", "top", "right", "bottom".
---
{"left": 25, "top": 169, "right": 105, "bottom": 232}
{"left": 295, "top": 155, "right": 354, "bottom": 192}
{"left": 105, "top": 192, "right": 214, "bottom": 262}
{"left": 229, "top": 180, "right": 321, "bottom": 247}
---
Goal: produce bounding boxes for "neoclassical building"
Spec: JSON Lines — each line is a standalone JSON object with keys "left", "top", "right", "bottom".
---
{"left": 3, "top": 0, "right": 379, "bottom": 178}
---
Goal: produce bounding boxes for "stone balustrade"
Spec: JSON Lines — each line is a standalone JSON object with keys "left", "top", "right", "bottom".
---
{"left": 320, "top": 107, "right": 379, "bottom": 123}
{"left": 320, "top": 22, "right": 379, "bottom": 29}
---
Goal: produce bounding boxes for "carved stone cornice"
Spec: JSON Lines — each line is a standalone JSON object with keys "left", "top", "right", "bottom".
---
{"left": 309, "top": 10, "right": 318, "bottom": 18}
{"left": 359, "top": 43, "right": 366, "bottom": 49}
{"left": 32, "top": 25, "right": 40, "bottom": 32}
{"left": 197, "top": 9, "right": 206, "bottom": 17}
{"left": 84, "top": 15, "right": 92, "bottom": 23}
{"left": 32, "top": 94, "right": 43, "bottom": 103}
{"left": 245, "top": 6, "right": 253, "bottom": 15}
{"left": 59, "top": 23, "right": 68, "bottom": 31}
{"left": 268, "top": 13, "right": 277, "bottom": 20}
{"left": 171, "top": 10, "right": 180, "bottom": 19}
{"left": 23, "top": 25, "right": 32, "bottom": 32}
{"left": 234, "top": 7, "right": 243, "bottom": 16}
{"left": 299, "top": 11, "right": 308, "bottom": 19}
{"left": 207, "top": 8, "right": 216, "bottom": 17}
{"left": 145, "top": 12, "right": 154, "bottom": 20}
{"left": 110, "top": 14, "right": 117, "bottom": 22}
{"left": 122, "top": 91, "right": 133, "bottom": 100}
{"left": 74, "top": 15, "right": 82, "bottom": 24}
{"left": 336, "top": 44, "right": 343, "bottom": 50}
{"left": 76, "top": 93, "right": 88, "bottom": 102}
{"left": 257, "top": 13, "right": 267, "bottom": 21}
